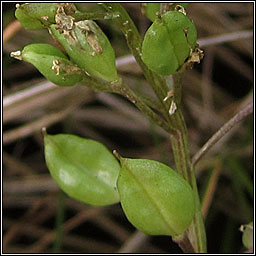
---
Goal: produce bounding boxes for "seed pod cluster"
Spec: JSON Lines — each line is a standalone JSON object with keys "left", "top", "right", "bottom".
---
{"left": 141, "top": 10, "right": 197, "bottom": 75}
{"left": 14, "top": 3, "right": 118, "bottom": 83}
{"left": 44, "top": 132, "right": 196, "bottom": 237}
{"left": 11, "top": 43, "right": 83, "bottom": 86}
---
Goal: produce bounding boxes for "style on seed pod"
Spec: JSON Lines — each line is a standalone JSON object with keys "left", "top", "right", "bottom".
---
{"left": 241, "top": 221, "right": 253, "bottom": 250}
{"left": 49, "top": 7, "right": 118, "bottom": 82}
{"left": 142, "top": 3, "right": 189, "bottom": 22}
{"left": 44, "top": 132, "right": 120, "bottom": 206}
{"left": 15, "top": 3, "right": 77, "bottom": 30}
{"left": 141, "top": 10, "right": 197, "bottom": 75}
{"left": 10, "top": 43, "right": 83, "bottom": 86}
{"left": 117, "top": 157, "right": 196, "bottom": 237}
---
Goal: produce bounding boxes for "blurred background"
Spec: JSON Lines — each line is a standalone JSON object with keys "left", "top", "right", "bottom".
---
{"left": 2, "top": 2, "right": 254, "bottom": 254}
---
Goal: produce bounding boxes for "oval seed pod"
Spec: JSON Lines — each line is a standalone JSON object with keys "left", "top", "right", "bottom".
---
{"left": 141, "top": 10, "right": 197, "bottom": 75}
{"left": 15, "top": 3, "right": 58, "bottom": 29}
{"left": 49, "top": 19, "right": 118, "bottom": 82}
{"left": 143, "top": 3, "right": 160, "bottom": 22}
{"left": 143, "top": 3, "right": 189, "bottom": 22}
{"left": 44, "top": 132, "right": 120, "bottom": 206}
{"left": 15, "top": 3, "right": 77, "bottom": 30}
{"left": 10, "top": 43, "right": 83, "bottom": 86}
{"left": 242, "top": 221, "right": 253, "bottom": 249}
{"left": 117, "top": 158, "right": 195, "bottom": 237}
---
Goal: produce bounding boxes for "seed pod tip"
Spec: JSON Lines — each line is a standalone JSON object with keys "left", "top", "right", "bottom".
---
{"left": 113, "top": 150, "right": 121, "bottom": 161}
{"left": 42, "top": 127, "right": 47, "bottom": 136}
{"left": 10, "top": 50, "right": 22, "bottom": 60}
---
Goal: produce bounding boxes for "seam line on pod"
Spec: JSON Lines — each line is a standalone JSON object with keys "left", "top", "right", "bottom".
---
{"left": 161, "top": 17, "right": 180, "bottom": 69}
{"left": 48, "top": 136, "right": 115, "bottom": 189}
{"left": 123, "top": 163, "right": 175, "bottom": 235}
{"left": 163, "top": 12, "right": 191, "bottom": 67}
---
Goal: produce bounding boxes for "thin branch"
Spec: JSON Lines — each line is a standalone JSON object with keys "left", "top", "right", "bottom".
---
{"left": 198, "top": 30, "right": 253, "bottom": 48}
{"left": 201, "top": 159, "right": 222, "bottom": 218}
{"left": 73, "top": 11, "right": 120, "bottom": 21}
{"left": 3, "top": 20, "right": 22, "bottom": 43}
{"left": 3, "top": 106, "right": 76, "bottom": 144}
{"left": 192, "top": 101, "right": 253, "bottom": 165}
{"left": 117, "top": 231, "right": 149, "bottom": 253}
{"left": 3, "top": 81, "right": 55, "bottom": 108}
{"left": 173, "top": 235, "right": 195, "bottom": 253}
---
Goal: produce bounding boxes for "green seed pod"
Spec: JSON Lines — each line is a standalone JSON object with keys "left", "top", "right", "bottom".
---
{"left": 241, "top": 221, "right": 253, "bottom": 249}
{"left": 117, "top": 157, "right": 195, "bottom": 237}
{"left": 49, "top": 19, "right": 118, "bottom": 82}
{"left": 141, "top": 10, "right": 197, "bottom": 75}
{"left": 10, "top": 43, "right": 83, "bottom": 87}
{"left": 143, "top": 3, "right": 189, "bottom": 22}
{"left": 143, "top": 3, "right": 160, "bottom": 22}
{"left": 15, "top": 3, "right": 77, "bottom": 30}
{"left": 44, "top": 132, "right": 120, "bottom": 206}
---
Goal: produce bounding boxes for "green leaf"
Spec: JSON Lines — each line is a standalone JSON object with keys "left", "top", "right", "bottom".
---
{"left": 44, "top": 132, "right": 120, "bottom": 206}
{"left": 117, "top": 158, "right": 195, "bottom": 237}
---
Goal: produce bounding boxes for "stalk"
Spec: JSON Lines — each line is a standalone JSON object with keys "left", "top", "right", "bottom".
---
{"left": 170, "top": 107, "right": 207, "bottom": 253}
{"left": 100, "top": 3, "right": 207, "bottom": 252}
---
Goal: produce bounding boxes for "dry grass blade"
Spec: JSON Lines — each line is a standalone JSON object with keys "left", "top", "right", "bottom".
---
{"left": 192, "top": 101, "right": 253, "bottom": 165}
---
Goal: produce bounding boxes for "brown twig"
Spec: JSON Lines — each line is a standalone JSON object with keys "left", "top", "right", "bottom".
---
{"left": 192, "top": 101, "right": 253, "bottom": 165}
{"left": 3, "top": 20, "right": 22, "bottom": 43}
{"left": 201, "top": 159, "right": 222, "bottom": 218}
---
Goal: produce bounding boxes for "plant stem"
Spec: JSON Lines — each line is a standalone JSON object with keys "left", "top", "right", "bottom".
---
{"left": 73, "top": 11, "right": 120, "bottom": 21}
{"left": 173, "top": 235, "right": 195, "bottom": 253}
{"left": 52, "top": 190, "right": 66, "bottom": 253}
{"left": 168, "top": 73, "right": 207, "bottom": 253}
{"left": 111, "top": 80, "right": 173, "bottom": 134}
{"left": 80, "top": 74, "right": 173, "bottom": 134}
{"left": 170, "top": 109, "right": 207, "bottom": 253}
{"left": 101, "top": 3, "right": 207, "bottom": 252}
{"left": 101, "top": 3, "right": 171, "bottom": 121}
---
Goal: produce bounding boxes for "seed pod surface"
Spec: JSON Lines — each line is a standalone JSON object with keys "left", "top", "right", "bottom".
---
{"left": 144, "top": 3, "right": 160, "bottom": 22}
{"left": 11, "top": 43, "right": 82, "bottom": 86}
{"left": 143, "top": 3, "right": 188, "bottom": 22}
{"left": 15, "top": 3, "right": 58, "bottom": 29}
{"left": 242, "top": 222, "right": 253, "bottom": 249}
{"left": 142, "top": 10, "right": 197, "bottom": 75}
{"left": 44, "top": 133, "right": 120, "bottom": 206}
{"left": 49, "top": 19, "right": 118, "bottom": 82}
{"left": 117, "top": 158, "right": 195, "bottom": 237}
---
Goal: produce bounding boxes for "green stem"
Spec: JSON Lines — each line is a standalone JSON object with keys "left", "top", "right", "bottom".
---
{"left": 169, "top": 75, "right": 207, "bottom": 253}
{"left": 111, "top": 80, "right": 173, "bottom": 134}
{"left": 172, "top": 72, "right": 183, "bottom": 105}
{"left": 80, "top": 74, "right": 172, "bottom": 134}
{"left": 101, "top": 3, "right": 172, "bottom": 121}
{"left": 73, "top": 11, "right": 120, "bottom": 21}
{"left": 52, "top": 190, "right": 66, "bottom": 253}
{"left": 101, "top": 3, "right": 207, "bottom": 252}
